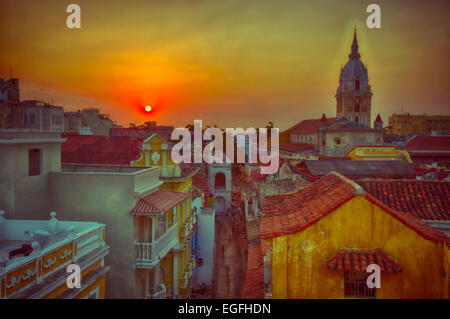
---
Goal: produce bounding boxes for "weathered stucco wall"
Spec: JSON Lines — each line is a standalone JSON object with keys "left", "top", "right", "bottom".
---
{"left": 271, "top": 195, "right": 448, "bottom": 299}
{"left": 49, "top": 171, "right": 139, "bottom": 298}
{"left": 0, "top": 139, "right": 61, "bottom": 220}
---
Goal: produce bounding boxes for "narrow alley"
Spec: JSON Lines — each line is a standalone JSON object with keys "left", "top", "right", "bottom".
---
{"left": 212, "top": 212, "right": 248, "bottom": 299}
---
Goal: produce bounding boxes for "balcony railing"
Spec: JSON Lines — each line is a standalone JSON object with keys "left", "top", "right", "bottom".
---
{"left": 146, "top": 284, "right": 166, "bottom": 299}
{"left": 179, "top": 210, "right": 196, "bottom": 242}
{"left": 1, "top": 222, "right": 105, "bottom": 299}
{"left": 135, "top": 223, "right": 178, "bottom": 268}
{"left": 180, "top": 270, "right": 189, "bottom": 289}
{"left": 187, "top": 258, "right": 196, "bottom": 277}
{"left": 75, "top": 227, "right": 104, "bottom": 260}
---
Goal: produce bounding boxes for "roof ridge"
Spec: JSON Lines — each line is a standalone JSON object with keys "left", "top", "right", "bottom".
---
{"left": 328, "top": 172, "right": 364, "bottom": 195}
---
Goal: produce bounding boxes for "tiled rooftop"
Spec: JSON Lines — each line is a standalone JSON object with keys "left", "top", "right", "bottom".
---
{"left": 260, "top": 173, "right": 450, "bottom": 246}
{"left": 131, "top": 189, "right": 190, "bottom": 214}
{"left": 241, "top": 242, "right": 265, "bottom": 299}
{"left": 304, "top": 160, "right": 416, "bottom": 179}
{"left": 260, "top": 173, "right": 357, "bottom": 239}
{"left": 326, "top": 248, "right": 402, "bottom": 273}
{"left": 241, "top": 220, "right": 264, "bottom": 299}
{"left": 405, "top": 135, "right": 450, "bottom": 151}
{"left": 358, "top": 180, "right": 450, "bottom": 221}
{"left": 289, "top": 117, "right": 337, "bottom": 135}
{"left": 62, "top": 134, "right": 142, "bottom": 165}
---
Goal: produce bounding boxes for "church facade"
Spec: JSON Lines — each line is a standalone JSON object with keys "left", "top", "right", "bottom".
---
{"left": 281, "top": 30, "right": 383, "bottom": 158}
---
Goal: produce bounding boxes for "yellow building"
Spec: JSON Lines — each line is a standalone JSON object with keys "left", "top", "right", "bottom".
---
{"left": 260, "top": 173, "right": 449, "bottom": 299}
{"left": 388, "top": 113, "right": 450, "bottom": 136}
{"left": 345, "top": 146, "right": 412, "bottom": 163}
{"left": 132, "top": 133, "right": 199, "bottom": 298}
{"left": 0, "top": 211, "right": 109, "bottom": 299}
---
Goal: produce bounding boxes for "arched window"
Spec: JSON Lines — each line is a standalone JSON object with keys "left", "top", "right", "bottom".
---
{"left": 214, "top": 172, "right": 226, "bottom": 189}
{"left": 355, "top": 79, "right": 360, "bottom": 91}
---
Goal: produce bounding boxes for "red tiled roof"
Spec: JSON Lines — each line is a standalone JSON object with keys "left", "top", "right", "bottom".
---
{"left": 241, "top": 241, "right": 265, "bottom": 299}
{"left": 289, "top": 117, "right": 337, "bottom": 135}
{"left": 62, "top": 135, "right": 143, "bottom": 165}
{"left": 405, "top": 136, "right": 450, "bottom": 151}
{"left": 326, "top": 248, "right": 401, "bottom": 273}
{"left": 192, "top": 173, "right": 209, "bottom": 195}
{"left": 131, "top": 189, "right": 189, "bottom": 214}
{"left": 358, "top": 180, "right": 450, "bottom": 221}
{"left": 260, "top": 173, "right": 450, "bottom": 246}
{"left": 279, "top": 142, "right": 314, "bottom": 153}
{"left": 260, "top": 173, "right": 357, "bottom": 239}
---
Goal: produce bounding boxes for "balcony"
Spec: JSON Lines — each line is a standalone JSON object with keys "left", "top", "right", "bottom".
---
{"left": 179, "top": 210, "right": 196, "bottom": 242}
{"left": 180, "top": 270, "right": 189, "bottom": 289}
{"left": 135, "top": 223, "right": 178, "bottom": 268}
{"left": 187, "top": 258, "right": 196, "bottom": 277}
{"left": 146, "top": 283, "right": 166, "bottom": 299}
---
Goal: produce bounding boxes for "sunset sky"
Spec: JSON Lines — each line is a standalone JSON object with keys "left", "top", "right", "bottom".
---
{"left": 0, "top": 0, "right": 449, "bottom": 130}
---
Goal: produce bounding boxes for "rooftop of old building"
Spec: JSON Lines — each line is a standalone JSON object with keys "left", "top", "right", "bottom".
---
{"left": 260, "top": 172, "right": 450, "bottom": 245}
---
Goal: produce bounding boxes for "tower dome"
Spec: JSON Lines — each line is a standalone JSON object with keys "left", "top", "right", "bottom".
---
{"left": 335, "top": 29, "right": 373, "bottom": 127}
{"left": 339, "top": 30, "right": 369, "bottom": 91}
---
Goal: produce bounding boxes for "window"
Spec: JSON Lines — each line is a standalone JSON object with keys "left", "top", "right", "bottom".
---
{"left": 214, "top": 172, "right": 226, "bottom": 189}
{"left": 355, "top": 80, "right": 360, "bottom": 91}
{"left": 29, "top": 149, "right": 42, "bottom": 176}
{"left": 354, "top": 116, "right": 359, "bottom": 122}
{"left": 344, "top": 272, "right": 375, "bottom": 298}
{"left": 354, "top": 104, "right": 360, "bottom": 112}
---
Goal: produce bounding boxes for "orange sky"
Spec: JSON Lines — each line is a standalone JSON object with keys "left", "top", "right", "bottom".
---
{"left": 0, "top": 0, "right": 449, "bottom": 130}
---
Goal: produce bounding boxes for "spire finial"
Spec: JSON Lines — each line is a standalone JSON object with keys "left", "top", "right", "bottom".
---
{"left": 349, "top": 28, "right": 360, "bottom": 60}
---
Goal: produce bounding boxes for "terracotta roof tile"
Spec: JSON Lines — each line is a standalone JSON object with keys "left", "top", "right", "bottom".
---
{"left": 359, "top": 180, "right": 450, "bottom": 221}
{"left": 289, "top": 117, "right": 338, "bottom": 135}
{"left": 326, "top": 248, "right": 401, "bottom": 273}
{"left": 305, "top": 160, "right": 415, "bottom": 179}
{"left": 241, "top": 240, "right": 265, "bottom": 299}
{"left": 260, "top": 173, "right": 356, "bottom": 239}
{"left": 131, "top": 189, "right": 189, "bottom": 214}
{"left": 405, "top": 136, "right": 450, "bottom": 151}
{"left": 62, "top": 135, "right": 143, "bottom": 165}
{"left": 260, "top": 173, "right": 450, "bottom": 246}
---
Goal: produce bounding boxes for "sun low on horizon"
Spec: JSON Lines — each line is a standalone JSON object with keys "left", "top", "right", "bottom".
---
{"left": 0, "top": 0, "right": 449, "bottom": 130}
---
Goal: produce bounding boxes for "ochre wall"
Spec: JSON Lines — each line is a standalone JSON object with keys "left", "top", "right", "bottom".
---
{"left": 271, "top": 195, "right": 449, "bottom": 299}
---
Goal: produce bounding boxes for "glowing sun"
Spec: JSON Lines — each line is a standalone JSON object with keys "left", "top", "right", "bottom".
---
{"left": 145, "top": 105, "right": 152, "bottom": 112}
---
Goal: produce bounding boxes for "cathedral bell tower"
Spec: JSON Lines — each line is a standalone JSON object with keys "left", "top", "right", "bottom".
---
{"left": 336, "top": 30, "right": 373, "bottom": 127}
